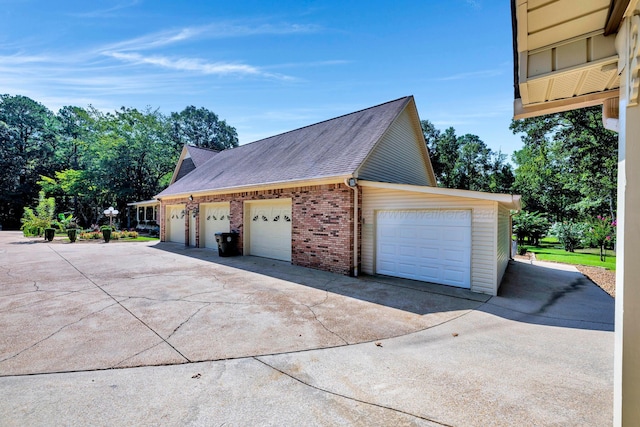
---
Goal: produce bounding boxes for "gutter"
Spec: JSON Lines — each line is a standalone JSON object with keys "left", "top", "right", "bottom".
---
{"left": 345, "top": 177, "right": 359, "bottom": 277}
{"left": 155, "top": 175, "right": 352, "bottom": 200}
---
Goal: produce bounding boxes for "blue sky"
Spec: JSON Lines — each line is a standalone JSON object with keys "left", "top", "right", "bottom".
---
{"left": 1, "top": 0, "right": 522, "bottom": 156}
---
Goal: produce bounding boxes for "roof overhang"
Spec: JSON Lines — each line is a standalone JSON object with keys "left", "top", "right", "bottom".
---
{"left": 513, "top": 0, "right": 630, "bottom": 120}
{"left": 359, "top": 180, "right": 522, "bottom": 211}
{"left": 127, "top": 200, "right": 160, "bottom": 207}
{"left": 156, "top": 175, "right": 353, "bottom": 201}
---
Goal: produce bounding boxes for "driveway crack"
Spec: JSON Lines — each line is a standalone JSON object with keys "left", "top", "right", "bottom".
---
{"left": 0, "top": 301, "right": 120, "bottom": 364}
{"left": 302, "top": 291, "right": 349, "bottom": 345}
{"left": 46, "top": 246, "right": 191, "bottom": 363}
{"left": 254, "top": 357, "right": 453, "bottom": 427}
{"left": 167, "top": 302, "right": 211, "bottom": 340}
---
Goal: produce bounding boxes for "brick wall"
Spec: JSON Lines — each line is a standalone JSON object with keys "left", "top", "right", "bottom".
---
{"left": 159, "top": 183, "right": 362, "bottom": 276}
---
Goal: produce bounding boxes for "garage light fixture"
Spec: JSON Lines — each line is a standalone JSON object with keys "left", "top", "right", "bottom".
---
{"left": 347, "top": 178, "right": 357, "bottom": 187}
{"left": 188, "top": 195, "right": 193, "bottom": 201}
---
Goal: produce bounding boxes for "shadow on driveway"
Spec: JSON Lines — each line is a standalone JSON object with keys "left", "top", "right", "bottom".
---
{"left": 151, "top": 242, "right": 615, "bottom": 332}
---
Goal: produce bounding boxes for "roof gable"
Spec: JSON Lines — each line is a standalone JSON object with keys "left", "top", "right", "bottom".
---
{"left": 356, "top": 97, "right": 436, "bottom": 186}
{"left": 169, "top": 145, "right": 219, "bottom": 184}
{"left": 158, "top": 97, "right": 412, "bottom": 197}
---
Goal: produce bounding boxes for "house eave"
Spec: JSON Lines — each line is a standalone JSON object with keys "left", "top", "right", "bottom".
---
{"left": 155, "top": 174, "right": 353, "bottom": 200}
{"left": 359, "top": 180, "right": 522, "bottom": 211}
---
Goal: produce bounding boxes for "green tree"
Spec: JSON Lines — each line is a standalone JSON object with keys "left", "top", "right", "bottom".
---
{"left": 421, "top": 120, "right": 514, "bottom": 192}
{"left": 513, "top": 210, "right": 550, "bottom": 246}
{"left": 0, "top": 95, "right": 57, "bottom": 228}
{"left": 585, "top": 215, "right": 616, "bottom": 261}
{"left": 169, "top": 105, "right": 239, "bottom": 150}
{"left": 90, "top": 107, "right": 179, "bottom": 221}
{"left": 510, "top": 106, "right": 617, "bottom": 220}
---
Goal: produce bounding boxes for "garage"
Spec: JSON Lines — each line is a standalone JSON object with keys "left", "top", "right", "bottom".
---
{"left": 376, "top": 210, "right": 471, "bottom": 288}
{"left": 166, "top": 204, "right": 186, "bottom": 244}
{"left": 361, "top": 181, "right": 519, "bottom": 296}
{"left": 199, "top": 203, "right": 231, "bottom": 249}
{"left": 246, "top": 199, "right": 292, "bottom": 262}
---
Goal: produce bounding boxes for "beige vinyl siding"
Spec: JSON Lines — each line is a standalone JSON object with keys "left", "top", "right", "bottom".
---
{"left": 357, "top": 109, "right": 432, "bottom": 186}
{"left": 496, "top": 204, "right": 511, "bottom": 288}
{"left": 361, "top": 186, "right": 499, "bottom": 295}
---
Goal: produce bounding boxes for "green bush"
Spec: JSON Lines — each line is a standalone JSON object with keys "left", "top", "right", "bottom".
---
{"left": 20, "top": 191, "right": 56, "bottom": 237}
{"left": 550, "top": 221, "right": 587, "bottom": 252}
{"left": 513, "top": 211, "right": 550, "bottom": 246}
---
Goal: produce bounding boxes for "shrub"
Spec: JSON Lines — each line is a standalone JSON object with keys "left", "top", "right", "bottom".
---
{"left": 584, "top": 215, "right": 616, "bottom": 261}
{"left": 20, "top": 191, "right": 56, "bottom": 237}
{"left": 80, "top": 231, "right": 101, "bottom": 240}
{"left": 551, "top": 221, "right": 587, "bottom": 252}
{"left": 513, "top": 211, "right": 550, "bottom": 246}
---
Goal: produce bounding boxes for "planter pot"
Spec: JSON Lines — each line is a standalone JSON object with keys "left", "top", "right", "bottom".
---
{"left": 102, "top": 229, "right": 112, "bottom": 243}
{"left": 67, "top": 229, "right": 77, "bottom": 243}
{"left": 44, "top": 228, "right": 55, "bottom": 242}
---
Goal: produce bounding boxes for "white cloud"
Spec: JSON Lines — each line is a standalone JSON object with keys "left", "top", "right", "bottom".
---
{"left": 104, "top": 51, "right": 293, "bottom": 80}
{"left": 100, "top": 22, "right": 321, "bottom": 53}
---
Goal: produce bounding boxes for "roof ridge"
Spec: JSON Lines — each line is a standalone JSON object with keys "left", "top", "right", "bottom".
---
{"left": 186, "top": 144, "right": 220, "bottom": 153}
{"left": 232, "top": 96, "right": 412, "bottom": 149}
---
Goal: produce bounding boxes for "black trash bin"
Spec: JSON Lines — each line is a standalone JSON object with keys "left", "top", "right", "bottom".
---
{"left": 214, "top": 232, "right": 238, "bottom": 257}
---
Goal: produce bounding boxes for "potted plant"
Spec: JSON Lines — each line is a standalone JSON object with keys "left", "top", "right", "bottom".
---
{"left": 44, "top": 227, "right": 56, "bottom": 242}
{"left": 67, "top": 228, "right": 78, "bottom": 243}
{"left": 101, "top": 225, "right": 112, "bottom": 243}
{"left": 57, "top": 214, "right": 79, "bottom": 243}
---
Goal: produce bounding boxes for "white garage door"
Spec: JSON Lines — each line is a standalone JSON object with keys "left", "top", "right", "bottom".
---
{"left": 247, "top": 200, "right": 292, "bottom": 262}
{"left": 376, "top": 210, "right": 471, "bottom": 288}
{"left": 166, "top": 204, "right": 186, "bottom": 244}
{"left": 200, "top": 203, "right": 231, "bottom": 249}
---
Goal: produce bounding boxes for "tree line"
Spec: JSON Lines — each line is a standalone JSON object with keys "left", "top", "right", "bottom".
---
{"left": 1, "top": 94, "right": 618, "bottom": 234}
{"left": 0, "top": 95, "right": 238, "bottom": 229}
{"left": 422, "top": 105, "right": 617, "bottom": 222}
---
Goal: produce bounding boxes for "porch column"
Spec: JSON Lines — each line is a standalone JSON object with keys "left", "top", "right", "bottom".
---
{"left": 614, "top": 9, "right": 640, "bottom": 426}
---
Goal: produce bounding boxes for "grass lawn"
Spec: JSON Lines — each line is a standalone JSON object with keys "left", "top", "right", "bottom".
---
{"left": 522, "top": 237, "right": 616, "bottom": 270}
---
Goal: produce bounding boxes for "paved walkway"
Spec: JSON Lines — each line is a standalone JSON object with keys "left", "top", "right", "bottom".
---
{"left": 0, "top": 231, "right": 614, "bottom": 426}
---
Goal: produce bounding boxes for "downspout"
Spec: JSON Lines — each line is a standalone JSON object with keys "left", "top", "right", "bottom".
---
{"left": 345, "top": 178, "right": 359, "bottom": 277}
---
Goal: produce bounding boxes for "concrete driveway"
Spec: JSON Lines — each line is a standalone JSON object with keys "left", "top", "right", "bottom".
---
{"left": 0, "top": 231, "right": 614, "bottom": 426}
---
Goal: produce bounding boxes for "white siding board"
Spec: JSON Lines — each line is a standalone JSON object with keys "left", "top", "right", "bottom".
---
{"left": 362, "top": 187, "right": 500, "bottom": 295}
{"left": 496, "top": 204, "right": 511, "bottom": 289}
{"left": 357, "top": 109, "right": 432, "bottom": 186}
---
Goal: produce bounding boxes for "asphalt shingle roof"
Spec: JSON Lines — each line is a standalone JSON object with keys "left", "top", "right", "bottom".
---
{"left": 157, "top": 96, "right": 411, "bottom": 197}
{"left": 186, "top": 145, "right": 219, "bottom": 167}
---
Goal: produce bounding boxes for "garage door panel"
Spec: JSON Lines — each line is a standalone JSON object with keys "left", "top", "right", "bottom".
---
{"left": 376, "top": 210, "right": 471, "bottom": 289}
{"left": 200, "top": 203, "right": 230, "bottom": 249}
{"left": 418, "top": 265, "right": 440, "bottom": 278}
{"left": 166, "top": 205, "right": 186, "bottom": 244}
{"left": 419, "top": 228, "right": 440, "bottom": 241}
{"left": 248, "top": 201, "right": 292, "bottom": 262}
{"left": 443, "top": 248, "right": 468, "bottom": 262}
{"left": 399, "top": 245, "right": 417, "bottom": 256}
{"left": 379, "top": 245, "right": 397, "bottom": 256}
{"left": 419, "top": 247, "right": 439, "bottom": 260}
{"left": 443, "top": 270, "right": 467, "bottom": 287}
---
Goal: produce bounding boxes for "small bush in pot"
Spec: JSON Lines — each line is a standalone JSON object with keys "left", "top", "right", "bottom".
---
{"left": 44, "top": 227, "right": 56, "bottom": 242}
{"left": 100, "top": 225, "right": 112, "bottom": 243}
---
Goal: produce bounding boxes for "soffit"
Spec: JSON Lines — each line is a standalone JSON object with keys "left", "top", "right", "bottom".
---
{"left": 514, "top": 0, "right": 626, "bottom": 118}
